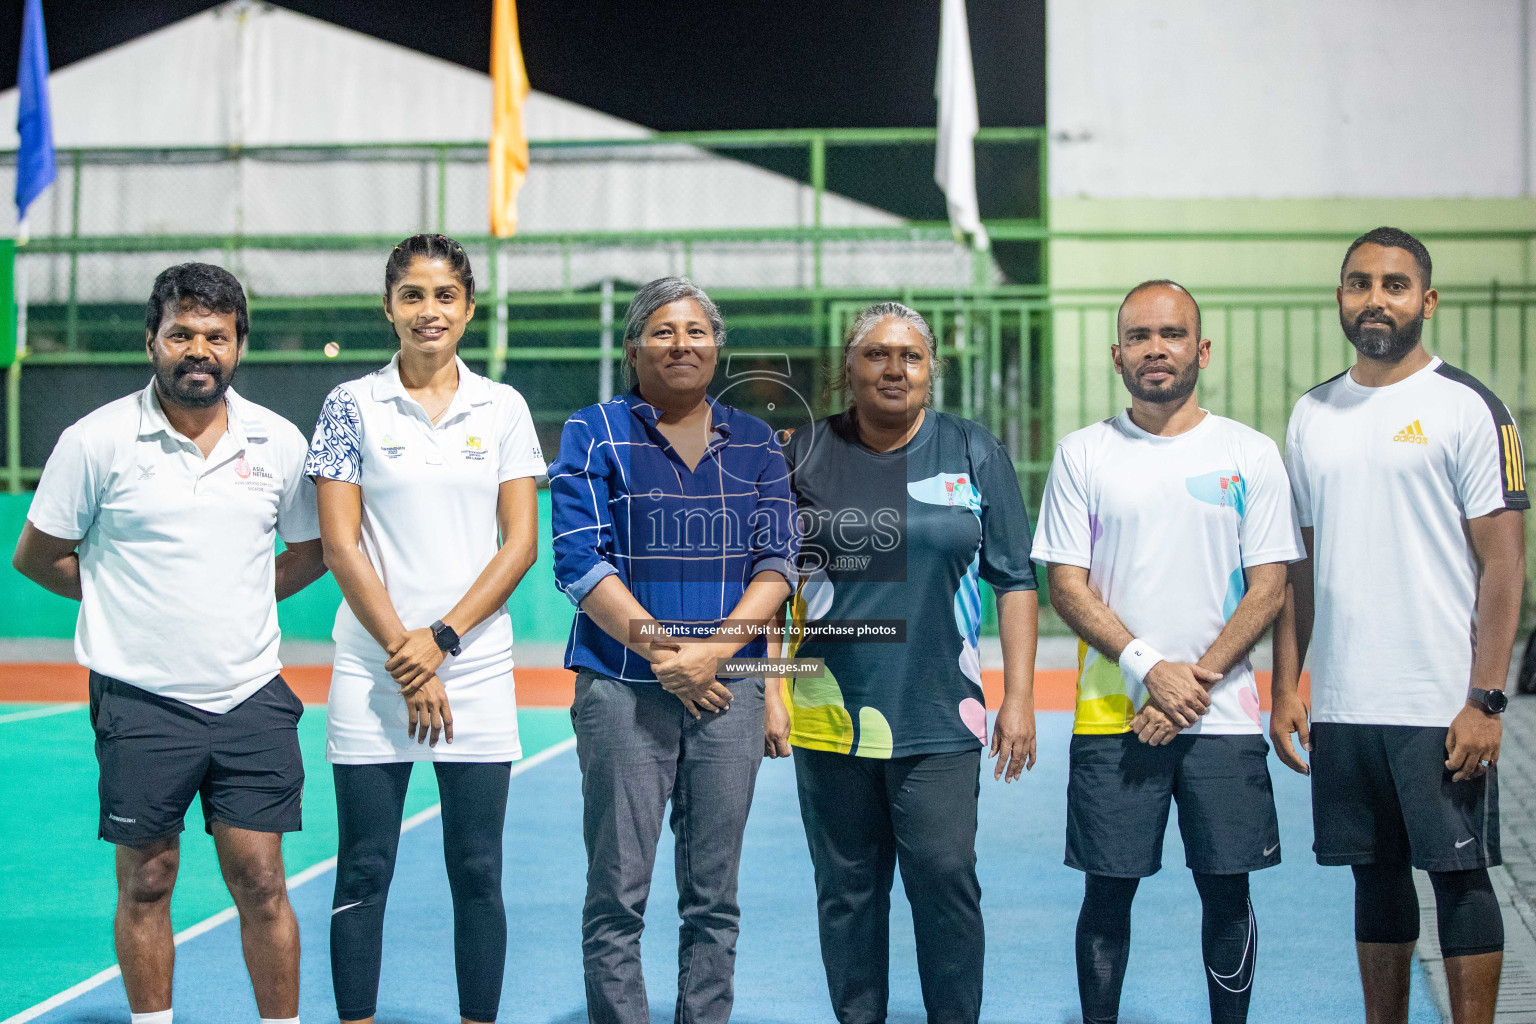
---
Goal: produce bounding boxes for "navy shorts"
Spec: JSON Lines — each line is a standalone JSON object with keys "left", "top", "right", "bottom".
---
{"left": 89, "top": 672, "right": 305, "bottom": 846}
{"left": 1310, "top": 722, "right": 1500, "bottom": 871}
{"left": 1066, "top": 732, "right": 1281, "bottom": 877}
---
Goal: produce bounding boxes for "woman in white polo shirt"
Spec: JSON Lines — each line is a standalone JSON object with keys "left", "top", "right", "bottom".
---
{"left": 304, "top": 233, "right": 545, "bottom": 1024}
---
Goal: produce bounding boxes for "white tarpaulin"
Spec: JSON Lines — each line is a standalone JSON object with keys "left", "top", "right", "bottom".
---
{"left": 0, "top": 1, "right": 993, "bottom": 299}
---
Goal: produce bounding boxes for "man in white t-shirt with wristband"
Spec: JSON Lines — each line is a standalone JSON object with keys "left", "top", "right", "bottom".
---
{"left": 12, "top": 264, "right": 326, "bottom": 1024}
{"left": 1033, "top": 280, "right": 1303, "bottom": 1024}
{"left": 1273, "top": 228, "right": 1526, "bottom": 1024}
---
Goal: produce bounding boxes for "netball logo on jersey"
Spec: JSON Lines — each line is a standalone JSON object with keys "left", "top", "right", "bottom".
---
{"left": 908, "top": 472, "right": 981, "bottom": 512}
{"left": 462, "top": 434, "right": 488, "bottom": 460}
{"left": 1186, "top": 470, "right": 1246, "bottom": 514}
{"left": 1393, "top": 420, "right": 1428, "bottom": 445}
{"left": 233, "top": 455, "right": 274, "bottom": 489}
{"left": 380, "top": 435, "right": 406, "bottom": 459}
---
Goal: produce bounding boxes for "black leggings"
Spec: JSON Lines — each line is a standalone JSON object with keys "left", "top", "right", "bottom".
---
{"left": 1352, "top": 863, "right": 1504, "bottom": 958}
{"left": 1076, "top": 872, "right": 1256, "bottom": 1024}
{"left": 331, "top": 761, "right": 512, "bottom": 1023}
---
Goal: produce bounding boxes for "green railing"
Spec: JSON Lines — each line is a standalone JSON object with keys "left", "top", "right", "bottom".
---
{"left": 8, "top": 131, "right": 1536, "bottom": 505}
{"left": 3, "top": 127, "right": 1050, "bottom": 350}
{"left": 14, "top": 286, "right": 1536, "bottom": 505}
{"left": 0, "top": 128, "right": 1051, "bottom": 493}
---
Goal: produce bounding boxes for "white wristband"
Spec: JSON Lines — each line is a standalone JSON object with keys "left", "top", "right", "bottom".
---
{"left": 1118, "top": 639, "right": 1166, "bottom": 687}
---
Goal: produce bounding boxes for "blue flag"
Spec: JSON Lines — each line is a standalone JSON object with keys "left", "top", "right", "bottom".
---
{"left": 15, "top": 0, "right": 55, "bottom": 224}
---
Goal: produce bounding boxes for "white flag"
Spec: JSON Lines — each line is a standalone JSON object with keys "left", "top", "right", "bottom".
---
{"left": 935, "top": 0, "right": 989, "bottom": 250}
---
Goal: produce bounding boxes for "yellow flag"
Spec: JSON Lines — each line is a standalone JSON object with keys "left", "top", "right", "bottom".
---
{"left": 489, "top": 0, "right": 530, "bottom": 237}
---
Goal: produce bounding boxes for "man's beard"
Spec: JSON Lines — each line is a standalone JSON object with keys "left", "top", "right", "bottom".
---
{"left": 153, "top": 357, "right": 235, "bottom": 409}
{"left": 1342, "top": 309, "right": 1424, "bottom": 361}
{"left": 1122, "top": 359, "right": 1199, "bottom": 405}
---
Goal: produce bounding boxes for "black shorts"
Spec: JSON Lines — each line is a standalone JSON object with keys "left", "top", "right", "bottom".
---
{"left": 1066, "top": 732, "right": 1281, "bottom": 878}
{"left": 89, "top": 672, "right": 305, "bottom": 847}
{"left": 1310, "top": 722, "right": 1500, "bottom": 872}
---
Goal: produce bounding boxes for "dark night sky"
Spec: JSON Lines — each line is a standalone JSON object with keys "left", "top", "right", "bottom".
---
{"left": 0, "top": 0, "right": 1045, "bottom": 129}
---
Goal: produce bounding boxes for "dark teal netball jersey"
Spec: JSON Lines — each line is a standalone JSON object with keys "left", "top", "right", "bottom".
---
{"left": 783, "top": 409, "right": 1036, "bottom": 758}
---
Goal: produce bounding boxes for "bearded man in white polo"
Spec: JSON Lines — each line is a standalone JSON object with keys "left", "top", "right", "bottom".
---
{"left": 12, "top": 263, "right": 327, "bottom": 1024}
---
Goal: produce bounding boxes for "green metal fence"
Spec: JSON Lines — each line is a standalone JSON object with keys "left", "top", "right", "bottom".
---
{"left": 7, "top": 129, "right": 1536, "bottom": 511}
{"left": 0, "top": 128, "right": 1051, "bottom": 493}
{"left": 9, "top": 283, "right": 1536, "bottom": 507}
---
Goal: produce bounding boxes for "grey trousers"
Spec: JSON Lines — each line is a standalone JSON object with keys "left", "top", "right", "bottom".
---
{"left": 572, "top": 671, "right": 765, "bottom": 1024}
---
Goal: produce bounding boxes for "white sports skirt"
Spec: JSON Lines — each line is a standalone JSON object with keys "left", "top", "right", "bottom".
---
{"left": 325, "top": 612, "right": 523, "bottom": 764}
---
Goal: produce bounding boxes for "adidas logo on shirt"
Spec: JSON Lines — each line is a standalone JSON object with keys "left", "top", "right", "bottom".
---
{"left": 1393, "top": 420, "right": 1428, "bottom": 445}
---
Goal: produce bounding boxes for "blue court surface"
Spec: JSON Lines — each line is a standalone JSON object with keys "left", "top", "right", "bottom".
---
{"left": 25, "top": 712, "right": 1440, "bottom": 1023}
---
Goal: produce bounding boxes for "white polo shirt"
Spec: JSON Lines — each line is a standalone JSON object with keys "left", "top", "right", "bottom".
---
{"left": 28, "top": 381, "right": 321, "bottom": 713}
{"left": 304, "top": 354, "right": 546, "bottom": 656}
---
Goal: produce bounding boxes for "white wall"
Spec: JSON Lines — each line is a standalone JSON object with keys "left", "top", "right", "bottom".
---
{"left": 1049, "top": 0, "right": 1536, "bottom": 198}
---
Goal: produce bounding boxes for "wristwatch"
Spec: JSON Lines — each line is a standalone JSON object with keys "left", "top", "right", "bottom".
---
{"left": 1467, "top": 687, "right": 1509, "bottom": 714}
{"left": 430, "top": 619, "right": 462, "bottom": 657}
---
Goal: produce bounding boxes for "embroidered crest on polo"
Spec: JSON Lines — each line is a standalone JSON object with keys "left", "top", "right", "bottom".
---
{"left": 463, "top": 434, "right": 488, "bottom": 460}
{"left": 379, "top": 435, "right": 406, "bottom": 458}
{"left": 235, "top": 455, "right": 252, "bottom": 479}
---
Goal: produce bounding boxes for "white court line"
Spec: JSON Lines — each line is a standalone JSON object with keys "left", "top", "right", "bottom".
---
{"left": 0, "top": 704, "right": 84, "bottom": 725}
{"left": 2, "top": 735, "right": 578, "bottom": 1024}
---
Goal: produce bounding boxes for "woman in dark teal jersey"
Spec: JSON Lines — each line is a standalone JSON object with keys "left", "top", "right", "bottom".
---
{"left": 773, "top": 302, "right": 1040, "bottom": 1024}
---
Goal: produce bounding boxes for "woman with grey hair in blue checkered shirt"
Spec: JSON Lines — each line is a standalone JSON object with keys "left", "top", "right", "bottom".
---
{"left": 548, "top": 276, "right": 798, "bottom": 1024}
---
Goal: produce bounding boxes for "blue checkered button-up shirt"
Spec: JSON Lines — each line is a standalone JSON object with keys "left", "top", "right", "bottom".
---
{"left": 548, "top": 388, "right": 797, "bottom": 683}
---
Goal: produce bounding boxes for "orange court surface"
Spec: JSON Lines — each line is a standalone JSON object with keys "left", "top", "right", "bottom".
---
{"left": 0, "top": 662, "right": 1310, "bottom": 711}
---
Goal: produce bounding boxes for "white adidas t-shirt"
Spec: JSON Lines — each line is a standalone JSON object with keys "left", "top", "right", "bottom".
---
{"left": 1032, "top": 411, "right": 1304, "bottom": 736}
{"left": 1285, "top": 357, "right": 1529, "bottom": 727}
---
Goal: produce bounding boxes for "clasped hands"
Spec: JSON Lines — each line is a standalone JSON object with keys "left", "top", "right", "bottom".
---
{"left": 1130, "top": 658, "right": 1220, "bottom": 746}
{"left": 648, "top": 636, "right": 734, "bottom": 719}
{"left": 386, "top": 627, "right": 452, "bottom": 746}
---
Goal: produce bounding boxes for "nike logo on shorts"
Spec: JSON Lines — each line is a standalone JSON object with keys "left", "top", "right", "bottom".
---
{"left": 1262, "top": 843, "right": 1279, "bottom": 857}
{"left": 332, "top": 901, "right": 363, "bottom": 916}
{"left": 1456, "top": 837, "right": 1476, "bottom": 849}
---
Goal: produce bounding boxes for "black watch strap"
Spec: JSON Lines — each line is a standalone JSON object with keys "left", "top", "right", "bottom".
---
{"left": 1468, "top": 687, "right": 1508, "bottom": 714}
{"left": 431, "top": 619, "right": 462, "bottom": 657}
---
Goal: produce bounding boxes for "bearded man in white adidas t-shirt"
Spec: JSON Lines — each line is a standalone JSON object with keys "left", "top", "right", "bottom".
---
{"left": 1273, "top": 227, "right": 1527, "bottom": 1024}
{"left": 1033, "top": 280, "right": 1304, "bottom": 1024}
